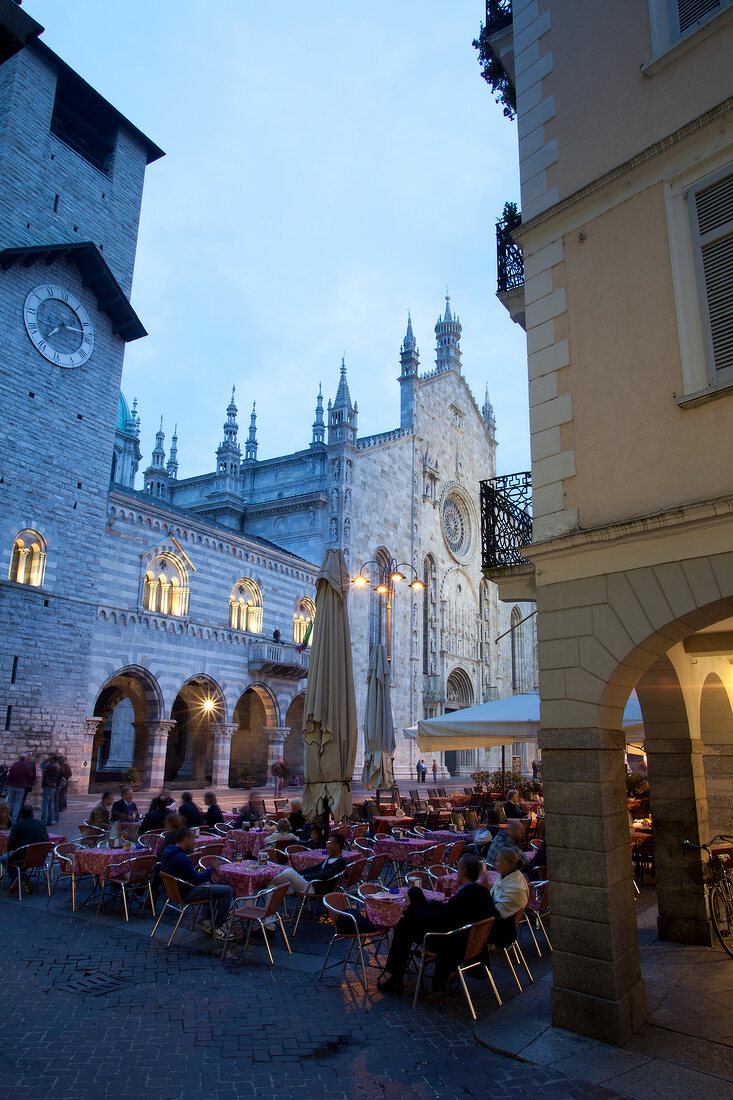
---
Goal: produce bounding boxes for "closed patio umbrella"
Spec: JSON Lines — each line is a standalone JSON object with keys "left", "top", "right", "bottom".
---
{"left": 361, "top": 643, "right": 395, "bottom": 796}
{"left": 302, "top": 548, "right": 358, "bottom": 824}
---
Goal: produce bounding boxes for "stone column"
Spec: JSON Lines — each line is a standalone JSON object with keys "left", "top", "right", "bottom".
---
{"left": 141, "top": 719, "right": 177, "bottom": 791}
{"left": 264, "top": 727, "right": 290, "bottom": 787}
{"left": 211, "top": 722, "right": 237, "bottom": 789}
{"left": 541, "top": 727, "right": 647, "bottom": 1045}
{"left": 78, "top": 717, "right": 106, "bottom": 793}
{"left": 704, "top": 742, "right": 733, "bottom": 840}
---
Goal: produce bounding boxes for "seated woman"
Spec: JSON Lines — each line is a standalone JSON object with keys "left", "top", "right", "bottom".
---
{"left": 139, "top": 796, "right": 172, "bottom": 837}
{"left": 202, "top": 791, "right": 224, "bottom": 828}
{"left": 306, "top": 824, "right": 325, "bottom": 850}
{"left": 262, "top": 818, "right": 296, "bottom": 850}
{"left": 288, "top": 798, "right": 308, "bottom": 836}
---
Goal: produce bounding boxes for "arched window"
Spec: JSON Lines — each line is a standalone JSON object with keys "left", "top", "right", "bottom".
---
{"left": 142, "top": 553, "right": 189, "bottom": 616}
{"left": 293, "top": 596, "right": 316, "bottom": 645}
{"left": 8, "top": 530, "right": 46, "bottom": 587}
{"left": 229, "top": 578, "right": 263, "bottom": 633}
{"left": 511, "top": 605, "right": 526, "bottom": 694}
{"left": 368, "top": 547, "right": 391, "bottom": 654}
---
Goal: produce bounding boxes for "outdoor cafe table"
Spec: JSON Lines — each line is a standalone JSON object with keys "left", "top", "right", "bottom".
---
{"left": 111, "top": 822, "right": 140, "bottom": 840}
{"left": 436, "top": 868, "right": 499, "bottom": 892}
{"left": 372, "top": 816, "right": 414, "bottom": 835}
{"left": 363, "top": 886, "right": 444, "bottom": 929}
{"left": 288, "top": 848, "right": 362, "bottom": 873}
{"left": 223, "top": 829, "right": 266, "bottom": 859}
{"left": 374, "top": 837, "right": 434, "bottom": 865}
{"left": 73, "top": 844, "right": 143, "bottom": 877}
{"left": 211, "top": 859, "right": 281, "bottom": 897}
{"left": 420, "top": 830, "right": 472, "bottom": 844}
{"left": 0, "top": 831, "right": 65, "bottom": 856}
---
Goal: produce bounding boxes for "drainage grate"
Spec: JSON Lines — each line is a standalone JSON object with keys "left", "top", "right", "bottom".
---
{"left": 54, "top": 971, "right": 136, "bottom": 997}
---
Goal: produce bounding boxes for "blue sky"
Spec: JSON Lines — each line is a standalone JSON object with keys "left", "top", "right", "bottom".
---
{"left": 29, "top": 0, "right": 529, "bottom": 478}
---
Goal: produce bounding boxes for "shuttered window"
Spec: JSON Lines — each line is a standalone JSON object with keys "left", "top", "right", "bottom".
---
{"left": 677, "top": 0, "right": 724, "bottom": 34}
{"left": 693, "top": 169, "right": 733, "bottom": 382}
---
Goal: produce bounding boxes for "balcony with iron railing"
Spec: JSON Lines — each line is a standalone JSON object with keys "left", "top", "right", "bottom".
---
{"left": 480, "top": 472, "right": 536, "bottom": 601}
{"left": 485, "top": 0, "right": 513, "bottom": 36}
{"left": 496, "top": 203, "right": 525, "bottom": 328}
{"left": 248, "top": 641, "right": 309, "bottom": 680}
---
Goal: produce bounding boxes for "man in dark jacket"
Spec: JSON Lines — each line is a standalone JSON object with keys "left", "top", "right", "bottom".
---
{"left": 6, "top": 755, "right": 34, "bottom": 823}
{"left": 159, "top": 828, "right": 232, "bottom": 935}
{"left": 232, "top": 797, "right": 261, "bottom": 829}
{"left": 271, "top": 832, "right": 347, "bottom": 896}
{"left": 287, "top": 798, "right": 308, "bottom": 836}
{"left": 40, "top": 755, "right": 60, "bottom": 826}
{"left": 138, "top": 796, "right": 171, "bottom": 836}
{"left": 503, "top": 790, "right": 524, "bottom": 819}
{"left": 178, "top": 792, "right": 203, "bottom": 827}
{"left": 111, "top": 786, "right": 139, "bottom": 823}
{"left": 5, "top": 806, "right": 49, "bottom": 869}
{"left": 378, "top": 853, "right": 495, "bottom": 995}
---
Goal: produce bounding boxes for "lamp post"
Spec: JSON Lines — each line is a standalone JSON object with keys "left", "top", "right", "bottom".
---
{"left": 352, "top": 556, "right": 424, "bottom": 662}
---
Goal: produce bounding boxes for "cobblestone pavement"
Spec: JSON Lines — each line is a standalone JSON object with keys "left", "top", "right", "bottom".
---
{"left": 0, "top": 886, "right": 628, "bottom": 1100}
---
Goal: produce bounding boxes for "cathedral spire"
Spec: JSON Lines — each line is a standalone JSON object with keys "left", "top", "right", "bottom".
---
{"left": 245, "top": 401, "right": 258, "bottom": 462}
{"left": 328, "top": 357, "right": 357, "bottom": 445}
{"left": 311, "top": 382, "right": 325, "bottom": 446}
{"left": 216, "top": 387, "right": 241, "bottom": 475}
{"left": 482, "top": 386, "right": 496, "bottom": 441}
{"left": 167, "top": 424, "right": 179, "bottom": 480}
{"left": 399, "top": 312, "right": 420, "bottom": 430}
{"left": 435, "top": 294, "right": 462, "bottom": 374}
{"left": 143, "top": 416, "right": 170, "bottom": 497}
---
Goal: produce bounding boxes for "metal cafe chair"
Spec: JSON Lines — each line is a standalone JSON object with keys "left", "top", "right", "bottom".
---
{"left": 362, "top": 854, "right": 388, "bottom": 884}
{"left": 522, "top": 880, "right": 551, "bottom": 956}
{"left": 221, "top": 883, "right": 291, "bottom": 964}
{"left": 78, "top": 823, "right": 106, "bottom": 847}
{"left": 48, "top": 841, "right": 88, "bottom": 910}
{"left": 343, "top": 856, "right": 368, "bottom": 890}
{"left": 3, "top": 841, "right": 54, "bottom": 900}
{"left": 197, "top": 854, "right": 231, "bottom": 871}
{"left": 138, "top": 831, "right": 163, "bottom": 850}
{"left": 292, "top": 870, "right": 346, "bottom": 935}
{"left": 412, "top": 918, "right": 501, "bottom": 1017}
{"left": 151, "top": 872, "right": 215, "bottom": 949}
{"left": 493, "top": 909, "right": 535, "bottom": 991}
{"left": 98, "top": 853, "right": 158, "bottom": 921}
{"left": 319, "top": 892, "right": 389, "bottom": 990}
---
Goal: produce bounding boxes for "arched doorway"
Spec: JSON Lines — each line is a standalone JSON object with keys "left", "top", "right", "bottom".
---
{"left": 444, "top": 667, "right": 474, "bottom": 775}
{"left": 700, "top": 671, "right": 733, "bottom": 837}
{"left": 165, "top": 675, "right": 225, "bottom": 786}
{"left": 230, "top": 684, "right": 279, "bottom": 787}
{"left": 91, "top": 665, "right": 163, "bottom": 787}
{"left": 284, "top": 693, "right": 305, "bottom": 782}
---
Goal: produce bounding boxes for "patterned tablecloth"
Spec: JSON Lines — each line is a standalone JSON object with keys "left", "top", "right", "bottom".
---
{"left": 211, "top": 860, "right": 281, "bottom": 897}
{"left": 436, "top": 869, "right": 498, "bottom": 893}
{"left": 420, "top": 831, "right": 472, "bottom": 844}
{"left": 110, "top": 822, "right": 140, "bottom": 840}
{"left": 374, "top": 837, "right": 436, "bottom": 865}
{"left": 223, "top": 830, "right": 267, "bottom": 859}
{"left": 372, "top": 816, "right": 414, "bottom": 835}
{"left": 73, "top": 845, "right": 144, "bottom": 876}
{"left": 288, "top": 848, "right": 362, "bottom": 873}
{"left": 363, "top": 887, "right": 444, "bottom": 929}
{"left": 0, "top": 832, "right": 65, "bottom": 856}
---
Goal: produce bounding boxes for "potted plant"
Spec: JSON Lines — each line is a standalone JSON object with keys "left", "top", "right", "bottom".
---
{"left": 123, "top": 766, "right": 140, "bottom": 786}
{"left": 237, "top": 765, "right": 255, "bottom": 789}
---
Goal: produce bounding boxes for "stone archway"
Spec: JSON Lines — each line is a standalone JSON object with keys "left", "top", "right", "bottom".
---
{"left": 231, "top": 684, "right": 279, "bottom": 787}
{"left": 283, "top": 693, "right": 305, "bottom": 782}
{"left": 700, "top": 671, "right": 733, "bottom": 838}
{"left": 90, "top": 665, "right": 164, "bottom": 788}
{"left": 165, "top": 675, "right": 226, "bottom": 787}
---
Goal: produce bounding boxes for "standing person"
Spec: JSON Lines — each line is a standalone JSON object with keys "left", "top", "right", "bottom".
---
{"left": 432, "top": 759, "right": 438, "bottom": 784}
{"left": 272, "top": 757, "right": 287, "bottom": 797}
{"left": 40, "top": 753, "right": 60, "bottom": 826}
{"left": 6, "top": 754, "right": 33, "bottom": 823}
{"left": 531, "top": 759, "right": 539, "bottom": 780}
{"left": 22, "top": 755, "right": 37, "bottom": 809}
{"left": 56, "top": 754, "right": 72, "bottom": 817}
{"left": 416, "top": 760, "right": 422, "bottom": 783}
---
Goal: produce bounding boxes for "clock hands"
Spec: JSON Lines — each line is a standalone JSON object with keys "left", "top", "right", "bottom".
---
{"left": 44, "top": 321, "right": 84, "bottom": 338}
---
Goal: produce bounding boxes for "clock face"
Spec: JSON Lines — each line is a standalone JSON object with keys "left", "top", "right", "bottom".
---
{"left": 23, "top": 284, "right": 94, "bottom": 368}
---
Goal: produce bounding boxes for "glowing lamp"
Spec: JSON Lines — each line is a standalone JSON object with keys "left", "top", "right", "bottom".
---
{"left": 409, "top": 579, "right": 424, "bottom": 590}
{"left": 352, "top": 574, "right": 369, "bottom": 587}
{"left": 376, "top": 583, "right": 389, "bottom": 594}
{"left": 390, "top": 570, "right": 405, "bottom": 583}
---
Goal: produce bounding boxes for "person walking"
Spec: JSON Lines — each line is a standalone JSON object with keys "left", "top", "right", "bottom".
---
{"left": 272, "top": 757, "right": 288, "bottom": 797}
{"left": 6, "top": 754, "right": 33, "bottom": 823}
{"left": 432, "top": 759, "right": 438, "bottom": 784}
{"left": 40, "top": 754, "right": 60, "bottom": 826}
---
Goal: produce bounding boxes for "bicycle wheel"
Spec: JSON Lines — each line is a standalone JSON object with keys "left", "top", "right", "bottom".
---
{"left": 710, "top": 886, "right": 733, "bottom": 958}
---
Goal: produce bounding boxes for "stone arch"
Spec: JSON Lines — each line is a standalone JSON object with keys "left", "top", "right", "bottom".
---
{"left": 283, "top": 692, "right": 306, "bottom": 780}
{"left": 90, "top": 665, "right": 164, "bottom": 786}
{"left": 164, "top": 674, "right": 226, "bottom": 785}
{"left": 445, "top": 666, "right": 474, "bottom": 710}
{"left": 700, "top": 671, "right": 733, "bottom": 837}
{"left": 230, "top": 682, "right": 279, "bottom": 787}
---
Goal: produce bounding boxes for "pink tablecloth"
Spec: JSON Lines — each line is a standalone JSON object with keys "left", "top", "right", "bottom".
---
{"left": 420, "top": 830, "right": 471, "bottom": 844}
{"left": 212, "top": 860, "right": 281, "bottom": 897}
{"left": 374, "top": 837, "right": 435, "bottom": 865}
{"left": 0, "top": 831, "right": 65, "bottom": 856}
{"left": 373, "top": 816, "right": 414, "bottom": 835}
{"left": 223, "top": 830, "right": 266, "bottom": 859}
{"left": 364, "top": 887, "right": 444, "bottom": 928}
{"left": 436, "top": 869, "right": 498, "bottom": 893}
{"left": 73, "top": 846, "right": 141, "bottom": 876}
{"left": 288, "top": 848, "right": 362, "bottom": 872}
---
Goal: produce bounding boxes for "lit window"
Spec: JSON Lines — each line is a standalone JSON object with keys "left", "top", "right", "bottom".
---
{"left": 142, "top": 553, "right": 189, "bottom": 616}
{"left": 229, "top": 578, "right": 263, "bottom": 633}
{"left": 8, "top": 530, "right": 46, "bottom": 587}
{"left": 293, "top": 596, "right": 316, "bottom": 645}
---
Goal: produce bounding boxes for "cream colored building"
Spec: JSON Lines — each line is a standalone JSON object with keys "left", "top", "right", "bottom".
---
{"left": 480, "top": 0, "right": 733, "bottom": 1044}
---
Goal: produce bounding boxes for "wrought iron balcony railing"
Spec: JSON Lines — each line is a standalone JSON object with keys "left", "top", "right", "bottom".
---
{"left": 485, "top": 0, "right": 513, "bottom": 35}
{"left": 480, "top": 472, "right": 532, "bottom": 569}
{"left": 497, "top": 205, "right": 523, "bottom": 293}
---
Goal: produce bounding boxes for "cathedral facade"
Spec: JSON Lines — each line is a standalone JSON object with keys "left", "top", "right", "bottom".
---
{"left": 0, "top": 34, "right": 535, "bottom": 793}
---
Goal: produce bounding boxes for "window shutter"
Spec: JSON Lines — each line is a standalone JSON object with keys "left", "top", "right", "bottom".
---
{"left": 695, "top": 171, "right": 733, "bottom": 377}
{"left": 677, "top": 0, "right": 722, "bottom": 34}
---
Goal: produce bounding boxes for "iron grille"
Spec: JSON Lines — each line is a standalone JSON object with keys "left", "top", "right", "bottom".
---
{"left": 496, "top": 206, "right": 523, "bottom": 293}
{"left": 480, "top": 472, "right": 532, "bottom": 569}
{"left": 485, "top": 0, "right": 513, "bottom": 35}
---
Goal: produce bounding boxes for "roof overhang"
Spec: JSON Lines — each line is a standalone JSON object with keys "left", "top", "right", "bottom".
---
{"left": 0, "top": 241, "right": 147, "bottom": 341}
{"left": 0, "top": 0, "right": 43, "bottom": 66}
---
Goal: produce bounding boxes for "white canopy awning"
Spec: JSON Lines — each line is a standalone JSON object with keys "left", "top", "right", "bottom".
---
{"left": 404, "top": 690, "right": 643, "bottom": 752}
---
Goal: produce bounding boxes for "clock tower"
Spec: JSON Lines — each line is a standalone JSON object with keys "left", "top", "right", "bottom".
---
{"left": 0, "top": 36, "right": 163, "bottom": 787}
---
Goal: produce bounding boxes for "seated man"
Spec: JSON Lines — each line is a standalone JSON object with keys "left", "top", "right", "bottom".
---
{"left": 271, "top": 832, "right": 347, "bottom": 896}
{"left": 307, "top": 824, "right": 325, "bottom": 849}
{"left": 3, "top": 805, "right": 49, "bottom": 875}
{"left": 488, "top": 848, "right": 530, "bottom": 945}
{"left": 177, "top": 792, "right": 203, "bottom": 828}
{"left": 378, "top": 853, "right": 494, "bottom": 995}
{"left": 288, "top": 798, "right": 308, "bottom": 836}
{"left": 202, "top": 791, "right": 224, "bottom": 828}
{"left": 485, "top": 821, "right": 527, "bottom": 870}
{"left": 148, "top": 787, "right": 177, "bottom": 813}
{"left": 139, "top": 796, "right": 172, "bottom": 836}
{"left": 88, "top": 791, "right": 114, "bottom": 830}
{"left": 503, "top": 790, "right": 524, "bottom": 820}
{"left": 232, "top": 797, "right": 262, "bottom": 829}
{"left": 111, "top": 786, "right": 139, "bottom": 823}
{"left": 159, "top": 827, "right": 233, "bottom": 937}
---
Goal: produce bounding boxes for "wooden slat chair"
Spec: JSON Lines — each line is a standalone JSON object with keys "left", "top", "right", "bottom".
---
{"left": 4, "top": 841, "right": 54, "bottom": 900}
{"left": 99, "top": 853, "right": 158, "bottom": 921}
{"left": 150, "top": 872, "right": 215, "bottom": 948}
{"left": 48, "top": 842, "right": 87, "bottom": 910}
{"left": 412, "top": 918, "right": 501, "bottom": 1017}
{"left": 221, "top": 883, "right": 291, "bottom": 964}
{"left": 318, "top": 892, "right": 389, "bottom": 989}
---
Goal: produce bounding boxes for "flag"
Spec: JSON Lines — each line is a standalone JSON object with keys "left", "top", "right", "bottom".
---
{"left": 297, "top": 619, "right": 313, "bottom": 654}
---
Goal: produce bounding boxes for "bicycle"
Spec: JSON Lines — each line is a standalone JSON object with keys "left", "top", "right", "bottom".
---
{"left": 683, "top": 834, "right": 733, "bottom": 957}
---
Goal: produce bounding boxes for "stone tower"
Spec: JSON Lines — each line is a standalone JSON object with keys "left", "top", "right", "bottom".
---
{"left": 434, "top": 296, "right": 462, "bottom": 374}
{"left": 144, "top": 419, "right": 169, "bottom": 497}
{"left": 398, "top": 313, "right": 420, "bottom": 429}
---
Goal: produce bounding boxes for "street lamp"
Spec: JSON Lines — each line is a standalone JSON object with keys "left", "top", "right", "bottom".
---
{"left": 352, "top": 555, "right": 424, "bottom": 662}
